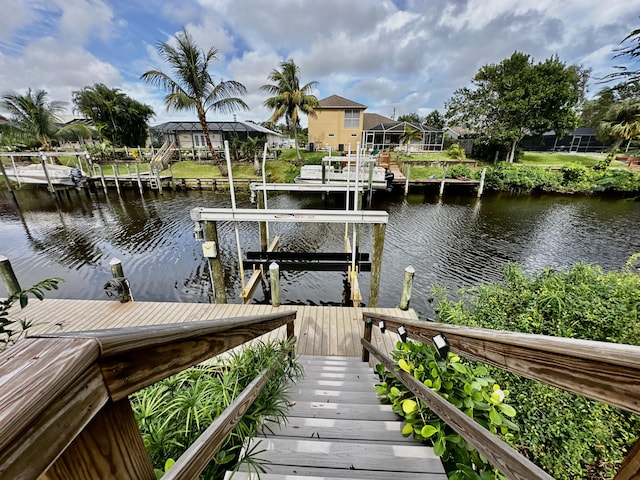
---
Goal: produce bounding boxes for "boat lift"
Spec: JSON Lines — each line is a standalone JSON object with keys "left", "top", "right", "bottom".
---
{"left": 192, "top": 142, "right": 389, "bottom": 307}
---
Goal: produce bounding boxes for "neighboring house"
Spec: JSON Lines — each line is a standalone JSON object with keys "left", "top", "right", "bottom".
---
{"left": 150, "top": 121, "right": 282, "bottom": 150}
{"left": 307, "top": 95, "right": 367, "bottom": 152}
{"left": 308, "top": 95, "right": 444, "bottom": 152}
{"left": 521, "top": 127, "right": 610, "bottom": 153}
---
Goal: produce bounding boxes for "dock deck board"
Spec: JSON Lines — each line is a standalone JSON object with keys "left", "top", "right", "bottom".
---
{"left": 12, "top": 299, "right": 414, "bottom": 358}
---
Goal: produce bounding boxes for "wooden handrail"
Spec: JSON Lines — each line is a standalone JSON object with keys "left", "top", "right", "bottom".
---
{"left": 362, "top": 312, "right": 640, "bottom": 480}
{"left": 0, "top": 310, "right": 296, "bottom": 479}
{"left": 362, "top": 338, "right": 554, "bottom": 480}
{"left": 362, "top": 312, "right": 640, "bottom": 413}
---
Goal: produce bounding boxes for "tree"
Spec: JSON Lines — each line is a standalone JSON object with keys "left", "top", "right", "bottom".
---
{"left": 397, "top": 112, "right": 422, "bottom": 125}
{"left": 141, "top": 28, "right": 248, "bottom": 163}
{"left": 598, "top": 100, "right": 640, "bottom": 152}
{"left": 423, "top": 110, "right": 445, "bottom": 129}
{"left": 73, "top": 84, "right": 154, "bottom": 147}
{"left": 445, "top": 52, "right": 583, "bottom": 162}
{"left": 604, "top": 22, "right": 640, "bottom": 84}
{"left": 261, "top": 59, "right": 319, "bottom": 162}
{"left": 398, "top": 124, "right": 423, "bottom": 154}
{"left": 581, "top": 81, "right": 640, "bottom": 128}
{"left": 0, "top": 88, "right": 91, "bottom": 150}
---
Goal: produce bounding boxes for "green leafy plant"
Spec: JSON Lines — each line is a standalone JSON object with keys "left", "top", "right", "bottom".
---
{"left": 447, "top": 163, "right": 472, "bottom": 179}
{"left": 446, "top": 143, "right": 467, "bottom": 160}
{"left": 432, "top": 260, "right": 640, "bottom": 479}
{"left": 375, "top": 340, "right": 518, "bottom": 479}
{"left": 132, "top": 339, "right": 302, "bottom": 480}
{"left": 1, "top": 277, "right": 63, "bottom": 351}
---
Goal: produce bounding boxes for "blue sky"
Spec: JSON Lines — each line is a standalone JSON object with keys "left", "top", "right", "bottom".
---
{"left": 1, "top": 0, "right": 638, "bottom": 126}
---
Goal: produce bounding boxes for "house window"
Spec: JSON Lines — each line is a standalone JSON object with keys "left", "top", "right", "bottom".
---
{"left": 194, "top": 134, "right": 206, "bottom": 147}
{"left": 344, "top": 109, "right": 359, "bottom": 129}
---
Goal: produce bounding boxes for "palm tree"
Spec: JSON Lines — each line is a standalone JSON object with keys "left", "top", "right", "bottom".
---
{"left": 398, "top": 123, "right": 423, "bottom": 155}
{"left": 1, "top": 88, "right": 90, "bottom": 150}
{"left": 261, "top": 59, "right": 319, "bottom": 162}
{"left": 598, "top": 101, "right": 640, "bottom": 152}
{"left": 141, "top": 28, "right": 248, "bottom": 163}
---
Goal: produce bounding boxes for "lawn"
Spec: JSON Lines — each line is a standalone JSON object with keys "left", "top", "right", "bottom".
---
{"left": 518, "top": 152, "right": 603, "bottom": 167}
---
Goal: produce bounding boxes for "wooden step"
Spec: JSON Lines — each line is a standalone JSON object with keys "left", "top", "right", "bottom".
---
{"left": 227, "top": 472, "right": 444, "bottom": 480}
{"left": 244, "top": 437, "right": 445, "bottom": 475}
{"left": 260, "top": 416, "right": 413, "bottom": 443}
{"left": 302, "top": 370, "right": 379, "bottom": 382}
{"left": 292, "top": 379, "right": 377, "bottom": 392}
{"left": 287, "top": 387, "right": 382, "bottom": 404}
{"left": 286, "top": 400, "right": 398, "bottom": 420}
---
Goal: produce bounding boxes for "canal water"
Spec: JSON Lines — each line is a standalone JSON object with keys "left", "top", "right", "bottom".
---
{"left": 1, "top": 187, "right": 639, "bottom": 317}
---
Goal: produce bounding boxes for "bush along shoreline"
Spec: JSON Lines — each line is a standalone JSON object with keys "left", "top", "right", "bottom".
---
{"left": 424, "top": 258, "right": 640, "bottom": 479}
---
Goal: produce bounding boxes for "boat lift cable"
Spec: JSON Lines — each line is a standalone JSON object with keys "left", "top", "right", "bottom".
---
{"left": 261, "top": 143, "right": 270, "bottom": 243}
{"left": 344, "top": 143, "right": 351, "bottom": 246}
{"left": 351, "top": 142, "right": 360, "bottom": 273}
{"left": 224, "top": 140, "right": 245, "bottom": 291}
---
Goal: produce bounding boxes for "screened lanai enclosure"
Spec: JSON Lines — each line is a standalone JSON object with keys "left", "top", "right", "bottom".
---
{"left": 150, "top": 121, "right": 282, "bottom": 155}
{"left": 362, "top": 121, "right": 444, "bottom": 152}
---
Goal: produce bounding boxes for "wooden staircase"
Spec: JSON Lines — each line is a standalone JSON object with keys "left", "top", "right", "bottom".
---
{"left": 227, "top": 355, "right": 446, "bottom": 480}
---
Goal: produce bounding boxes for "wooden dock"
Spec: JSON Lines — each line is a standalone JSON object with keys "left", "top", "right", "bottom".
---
{"left": 16, "top": 299, "right": 416, "bottom": 359}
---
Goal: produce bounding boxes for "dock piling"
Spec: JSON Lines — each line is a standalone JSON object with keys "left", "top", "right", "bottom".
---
{"left": 269, "top": 262, "right": 281, "bottom": 307}
{"left": 478, "top": 167, "right": 487, "bottom": 197}
{"left": 203, "top": 221, "right": 227, "bottom": 304}
{"left": 0, "top": 255, "right": 22, "bottom": 297}
{"left": 107, "top": 258, "right": 132, "bottom": 302}
{"left": 399, "top": 265, "right": 415, "bottom": 310}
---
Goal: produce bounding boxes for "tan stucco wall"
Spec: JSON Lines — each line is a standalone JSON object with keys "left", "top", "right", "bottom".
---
{"left": 308, "top": 109, "right": 364, "bottom": 152}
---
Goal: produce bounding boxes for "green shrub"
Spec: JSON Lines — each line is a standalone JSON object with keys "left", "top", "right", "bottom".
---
{"left": 132, "top": 340, "right": 302, "bottom": 479}
{"left": 1, "top": 277, "right": 63, "bottom": 351}
{"left": 432, "top": 260, "right": 640, "bottom": 479}
{"left": 446, "top": 143, "right": 466, "bottom": 160}
{"left": 484, "top": 163, "right": 562, "bottom": 192}
{"left": 376, "top": 341, "right": 518, "bottom": 479}
{"left": 446, "top": 164, "right": 472, "bottom": 179}
{"left": 561, "top": 163, "right": 594, "bottom": 189}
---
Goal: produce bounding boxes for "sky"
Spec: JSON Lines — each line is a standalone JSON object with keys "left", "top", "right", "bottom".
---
{"left": 1, "top": 0, "right": 638, "bottom": 127}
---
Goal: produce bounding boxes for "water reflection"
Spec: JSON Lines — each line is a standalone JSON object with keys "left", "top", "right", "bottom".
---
{"left": 1, "top": 187, "right": 639, "bottom": 315}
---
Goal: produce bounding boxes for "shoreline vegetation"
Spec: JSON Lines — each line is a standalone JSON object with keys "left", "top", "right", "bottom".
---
{"left": 2, "top": 148, "right": 640, "bottom": 195}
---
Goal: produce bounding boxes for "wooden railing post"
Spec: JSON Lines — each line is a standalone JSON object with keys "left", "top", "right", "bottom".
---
{"left": 45, "top": 398, "right": 155, "bottom": 480}
{"left": 269, "top": 262, "right": 281, "bottom": 307}
{"left": 362, "top": 317, "right": 372, "bottom": 362}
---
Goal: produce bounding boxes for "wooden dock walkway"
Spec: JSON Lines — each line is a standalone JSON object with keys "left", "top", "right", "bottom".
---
{"left": 16, "top": 299, "right": 416, "bottom": 358}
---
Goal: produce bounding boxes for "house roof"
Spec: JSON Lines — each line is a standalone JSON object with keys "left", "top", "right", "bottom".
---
{"left": 151, "top": 121, "right": 280, "bottom": 135}
{"left": 363, "top": 113, "right": 394, "bottom": 130}
{"left": 318, "top": 95, "right": 367, "bottom": 109}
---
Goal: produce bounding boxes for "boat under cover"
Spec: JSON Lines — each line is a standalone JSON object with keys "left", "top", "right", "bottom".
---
{"left": 3, "top": 164, "right": 87, "bottom": 187}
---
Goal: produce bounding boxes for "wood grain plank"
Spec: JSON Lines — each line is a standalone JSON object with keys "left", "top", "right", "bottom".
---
{"left": 44, "top": 399, "right": 155, "bottom": 480}
{"left": 1, "top": 363, "right": 109, "bottom": 480}
{"left": 363, "top": 312, "right": 640, "bottom": 414}
{"left": 0, "top": 338, "right": 100, "bottom": 453}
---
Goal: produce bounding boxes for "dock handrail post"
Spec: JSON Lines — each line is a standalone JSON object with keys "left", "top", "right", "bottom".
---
{"left": 203, "top": 221, "right": 227, "bottom": 304}
{"left": 0, "top": 160, "right": 16, "bottom": 196}
{"left": 369, "top": 222, "right": 386, "bottom": 308}
{"left": 404, "top": 164, "right": 410, "bottom": 196}
{"left": 269, "top": 262, "right": 280, "bottom": 307}
{"left": 0, "top": 255, "right": 22, "bottom": 297}
{"left": 362, "top": 317, "right": 372, "bottom": 362}
{"left": 109, "top": 258, "right": 132, "bottom": 302}
{"left": 40, "top": 155, "right": 56, "bottom": 197}
{"left": 134, "top": 163, "right": 144, "bottom": 195}
{"left": 112, "top": 164, "right": 121, "bottom": 196}
{"left": 399, "top": 265, "right": 415, "bottom": 310}
{"left": 477, "top": 167, "right": 486, "bottom": 197}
